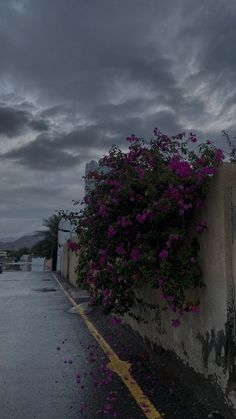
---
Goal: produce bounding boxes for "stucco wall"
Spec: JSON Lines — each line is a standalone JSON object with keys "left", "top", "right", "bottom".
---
{"left": 61, "top": 239, "right": 79, "bottom": 287}
{"left": 124, "top": 163, "right": 236, "bottom": 410}
{"left": 68, "top": 248, "right": 78, "bottom": 287}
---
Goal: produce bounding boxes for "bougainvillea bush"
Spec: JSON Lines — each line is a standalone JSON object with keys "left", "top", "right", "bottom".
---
{"left": 65, "top": 129, "right": 224, "bottom": 326}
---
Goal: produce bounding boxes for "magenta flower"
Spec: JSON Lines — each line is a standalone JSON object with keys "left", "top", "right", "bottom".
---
{"left": 102, "top": 288, "right": 111, "bottom": 302}
{"left": 196, "top": 221, "right": 207, "bottom": 233}
{"left": 66, "top": 240, "right": 80, "bottom": 252}
{"left": 190, "top": 306, "right": 199, "bottom": 313}
{"left": 215, "top": 149, "right": 225, "bottom": 162}
{"left": 83, "top": 195, "right": 90, "bottom": 204}
{"left": 166, "top": 295, "right": 174, "bottom": 303}
{"left": 189, "top": 132, "right": 197, "bottom": 143}
{"left": 196, "top": 157, "right": 205, "bottom": 165}
{"left": 110, "top": 316, "right": 121, "bottom": 326}
{"left": 136, "top": 210, "right": 150, "bottom": 223}
{"left": 136, "top": 213, "right": 146, "bottom": 223}
{"left": 108, "top": 225, "right": 116, "bottom": 238}
{"left": 179, "top": 307, "right": 185, "bottom": 317}
{"left": 118, "top": 217, "right": 133, "bottom": 228}
{"left": 171, "top": 319, "right": 181, "bottom": 328}
{"left": 135, "top": 166, "right": 145, "bottom": 180}
{"left": 98, "top": 204, "right": 109, "bottom": 217}
{"left": 112, "top": 197, "right": 119, "bottom": 206}
{"left": 99, "top": 255, "right": 106, "bottom": 265}
{"left": 159, "top": 249, "right": 168, "bottom": 260}
{"left": 196, "top": 166, "right": 216, "bottom": 180}
{"left": 130, "top": 248, "right": 140, "bottom": 261}
{"left": 115, "top": 245, "right": 125, "bottom": 255}
{"left": 169, "top": 158, "right": 192, "bottom": 179}
{"left": 126, "top": 134, "right": 136, "bottom": 143}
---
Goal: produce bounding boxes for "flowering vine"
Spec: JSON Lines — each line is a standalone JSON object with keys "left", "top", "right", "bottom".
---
{"left": 63, "top": 129, "right": 224, "bottom": 326}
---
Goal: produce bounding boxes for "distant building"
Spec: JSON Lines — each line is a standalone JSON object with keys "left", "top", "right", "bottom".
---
{"left": 32, "top": 257, "right": 45, "bottom": 272}
{"left": 56, "top": 159, "right": 109, "bottom": 278}
{"left": 85, "top": 160, "right": 99, "bottom": 194}
{"left": 20, "top": 254, "right": 32, "bottom": 272}
{"left": 0, "top": 250, "right": 8, "bottom": 258}
{"left": 84, "top": 160, "right": 110, "bottom": 196}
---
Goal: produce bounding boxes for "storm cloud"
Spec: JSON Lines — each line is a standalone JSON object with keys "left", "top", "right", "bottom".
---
{"left": 0, "top": 0, "right": 236, "bottom": 236}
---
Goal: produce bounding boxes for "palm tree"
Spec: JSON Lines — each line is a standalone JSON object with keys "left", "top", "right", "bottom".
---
{"left": 32, "top": 214, "right": 61, "bottom": 270}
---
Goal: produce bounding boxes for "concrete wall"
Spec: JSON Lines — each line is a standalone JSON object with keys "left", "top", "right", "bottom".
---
{"left": 57, "top": 218, "right": 74, "bottom": 273}
{"left": 61, "top": 239, "right": 79, "bottom": 287}
{"left": 123, "top": 163, "right": 236, "bottom": 412}
{"left": 31, "top": 257, "right": 45, "bottom": 272}
{"left": 68, "top": 248, "right": 78, "bottom": 287}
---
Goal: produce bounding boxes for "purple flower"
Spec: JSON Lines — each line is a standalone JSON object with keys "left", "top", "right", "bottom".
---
{"left": 171, "top": 319, "right": 180, "bottom": 328}
{"left": 135, "top": 167, "right": 145, "bottom": 180}
{"left": 126, "top": 134, "right": 136, "bottom": 143}
{"left": 66, "top": 240, "right": 80, "bottom": 252}
{"left": 115, "top": 245, "right": 125, "bottom": 255}
{"left": 169, "top": 157, "right": 192, "bottom": 179}
{"left": 118, "top": 217, "right": 133, "bottom": 228}
{"left": 166, "top": 295, "right": 174, "bottom": 303}
{"left": 130, "top": 248, "right": 140, "bottom": 261}
{"left": 189, "top": 132, "right": 197, "bottom": 143}
{"left": 112, "top": 197, "right": 119, "bottom": 206}
{"left": 110, "top": 316, "right": 121, "bottom": 326}
{"left": 196, "top": 166, "right": 216, "bottom": 180}
{"left": 159, "top": 249, "right": 168, "bottom": 260}
{"left": 83, "top": 195, "right": 90, "bottom": 204}
{"left": 102, "top": 288, "right": 111, "bottom": 302}
{"left": 179, "top": 307, "right": 185, "bottom": 317}
{"left": 108, "top": 226, "right": 116, "bottom": 238}
{"left": 99, "top": 255, "right": 106, "bottom": 265}
{"left": 98, "top": 205, "right": 109, "bottom": 217}
{"left": 215, "top": 149, "right": 225, "bottom": 162}
{"left": 136, "top": 213, "right": 146, "bottom": 223}
{"left": 191, "top": 306, "right": 199, "bottom": 313}
{"left": 196, "top": 221, "right": 207, "bottom": 233}
{"left": 136, "top": 210, "right": 151, "bottom": 223}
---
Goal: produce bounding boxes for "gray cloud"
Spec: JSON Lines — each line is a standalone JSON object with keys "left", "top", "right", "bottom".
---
{"left": 0, "top": 105, "right": 50, "bottom": 137}
{"left": 3, "top": 133, "right": 82, "bottom": 170}
{"left": 0, "top": 106, "right": 29, "bottom": 137}
{"left": 1, "top": 0, "right": 236, "bottom": 236}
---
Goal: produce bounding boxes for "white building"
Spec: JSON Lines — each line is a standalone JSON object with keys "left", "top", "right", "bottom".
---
{"left": 85, "top": 160, "right": 99, "bottom": 194}
{"left": 56, "top": 218, "right": 75, "bottom": 273}
{"left": 0, "top": 250, "right": 8, "bottom": 258}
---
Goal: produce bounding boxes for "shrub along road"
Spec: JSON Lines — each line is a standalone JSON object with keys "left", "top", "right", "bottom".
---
{"left": 0, "top": 271, "right": 217, "bottom": 418}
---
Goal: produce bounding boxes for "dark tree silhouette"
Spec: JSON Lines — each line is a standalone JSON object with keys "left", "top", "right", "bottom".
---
{"left": 31, "top": 214, "right": 61, "bottom": 270}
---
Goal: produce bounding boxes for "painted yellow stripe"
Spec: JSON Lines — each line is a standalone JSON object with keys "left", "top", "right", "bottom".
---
{"left": 52, "top": 273, "right": 163, "bottom": 419}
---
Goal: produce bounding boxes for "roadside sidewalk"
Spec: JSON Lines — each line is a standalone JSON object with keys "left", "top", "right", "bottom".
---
{"left": 53, "top": 273, "right": 232, "bottom": 419}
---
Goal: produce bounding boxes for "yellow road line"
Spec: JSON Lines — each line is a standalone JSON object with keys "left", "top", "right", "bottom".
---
{"left": 52, "top": 273, "right": 163, "bottom": 419}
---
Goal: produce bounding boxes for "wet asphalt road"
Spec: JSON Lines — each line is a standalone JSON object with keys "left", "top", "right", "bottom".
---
{"left": 0, "top": 271, "right": 148, "bottom": 419}
{"left": 0, "top": 271, "right": 209, "bottom": 419}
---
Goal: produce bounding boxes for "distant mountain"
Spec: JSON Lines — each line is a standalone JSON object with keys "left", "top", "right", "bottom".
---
{"left": 0, "top": 233, "right": 44, "bottom": 251}
{"left": 0, "top": 236, "right": 17, "bottom": 242}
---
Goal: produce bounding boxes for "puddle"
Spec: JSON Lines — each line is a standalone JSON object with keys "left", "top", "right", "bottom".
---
{"left": 34, "top": 288, "right": 57, "bottom": 292}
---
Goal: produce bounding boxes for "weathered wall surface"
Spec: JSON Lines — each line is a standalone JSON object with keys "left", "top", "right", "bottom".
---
{"left": 68, "top": 247, "right": 78, "bottom": 287}
{"left": 61, "top": 239, "right": 78, "bottom": 287}
{"left": 57, "top": 218, "right": 74, "bottom": 273}
{"left": 124, "top": 163, "right": 236, "bottom": 412}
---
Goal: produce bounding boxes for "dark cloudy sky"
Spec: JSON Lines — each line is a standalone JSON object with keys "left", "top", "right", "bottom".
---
{"left": 0, "top": 0, "right": 236, "bottom": 238}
